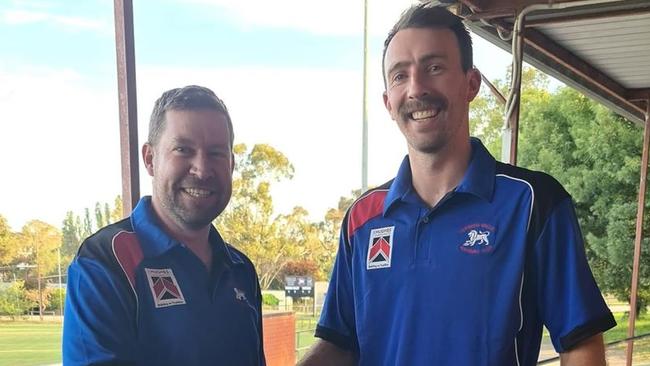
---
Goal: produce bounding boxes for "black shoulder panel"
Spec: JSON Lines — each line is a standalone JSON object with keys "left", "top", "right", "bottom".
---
{"left": 495, "top": 162, "right": 570, "bottom": 241}
{"left": 77, "top": 218, "right": 134, "bottom": 265}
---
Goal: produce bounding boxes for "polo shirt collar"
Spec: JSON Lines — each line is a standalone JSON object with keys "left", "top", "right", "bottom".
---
{"left": 130, "top": 196, "right": 243, "bottom": 265}
{"left": 383, "top": 137, "right": 496, "bottom": 215}
{"left": 456, "top": 137, "right": 496, "bottom": 200}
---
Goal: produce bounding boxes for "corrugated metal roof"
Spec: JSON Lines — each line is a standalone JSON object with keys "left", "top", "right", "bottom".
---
{"left": 459, "top": 0, "right": 650, "bottom": 124}
{"left": 537, "top": 12, "right": 650, "bottom": 89}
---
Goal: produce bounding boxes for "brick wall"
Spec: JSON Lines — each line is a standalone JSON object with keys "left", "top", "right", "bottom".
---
{"left": 263, "top": 311, "right": 295, "bottom": 366}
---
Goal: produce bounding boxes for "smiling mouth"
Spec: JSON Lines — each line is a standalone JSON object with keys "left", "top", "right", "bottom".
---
{"left": 182, "top": 188, "right": 213, "bottom": 198}
{"left": 410, "top": 108, "right": 440, "bottom": 121}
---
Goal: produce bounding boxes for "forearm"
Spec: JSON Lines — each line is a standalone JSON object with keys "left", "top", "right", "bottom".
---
{"left": 559, "top": 333, "right": 606, "bottom": 366}
{"left": 297, "top": 339, "right": 357, "bottom": 366}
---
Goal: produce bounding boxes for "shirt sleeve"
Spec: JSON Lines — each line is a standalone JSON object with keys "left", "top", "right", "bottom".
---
{"left": 534, "top": 197, "right": 616, "bottom": 352}
{"left": 315, "top": 217, "right": 359, "bottom": 352}
{"left": 63, "top": 257, "right": 138, "bottom": 365}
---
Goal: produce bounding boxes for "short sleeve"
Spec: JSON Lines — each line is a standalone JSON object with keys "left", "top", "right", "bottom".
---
{"left": 63, "top": 257, "right": 138, "bottom": 365}
{"left": 534, "top": 198, "right": 616, "bottom": 352}
{"left": 315, "top": 219, "right": 359, "bottom": 352}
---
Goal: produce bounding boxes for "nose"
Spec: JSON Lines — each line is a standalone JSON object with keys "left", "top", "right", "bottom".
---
{"left": 407, "top": 70, "right": 429, "bottom": 100}
{"left": 189, "top": 152, "right": 214, "bottom": 180}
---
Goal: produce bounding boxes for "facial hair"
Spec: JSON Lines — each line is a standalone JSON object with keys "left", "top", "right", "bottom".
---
{"left": 397, "top": 94, "right": 448, "bottom": 122}
{"left": 160, "top": 176, "right": 224, "bottom": 231}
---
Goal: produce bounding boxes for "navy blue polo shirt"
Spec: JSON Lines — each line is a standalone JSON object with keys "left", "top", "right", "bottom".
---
{"left": 63, "top": 197, "right": 265, "bottom": 366}
{"left": 317, "top": 138, "right": 615, "bottom": 366}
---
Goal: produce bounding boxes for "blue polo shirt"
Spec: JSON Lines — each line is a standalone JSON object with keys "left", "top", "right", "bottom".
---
{"left": 63, "top": 197, "right": 265, "bottom": 366}
{"left": 317, "top": 138, "right": 615, "bottom": 366}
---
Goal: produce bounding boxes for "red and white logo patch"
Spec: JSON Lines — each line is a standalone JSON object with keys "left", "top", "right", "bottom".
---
{"left": 367, "top": 226, "right": 394, "bottom": 270}
{"left": 145, "top": 268, "right": 186, "bottom": 308}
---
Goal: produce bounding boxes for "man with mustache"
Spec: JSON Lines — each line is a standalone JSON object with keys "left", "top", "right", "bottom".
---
{"left": 299, "top": 4, "right": 614, "bottom": 366}
{"left": 63, "top": 86, "right": 265, "bottom": 366}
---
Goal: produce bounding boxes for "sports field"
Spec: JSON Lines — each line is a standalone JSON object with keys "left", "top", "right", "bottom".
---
{"left": 3, "top": 312, "right": 650, "bottom": 366}
{"left": 0, "top": 320, "right": 62, "bottom": 366}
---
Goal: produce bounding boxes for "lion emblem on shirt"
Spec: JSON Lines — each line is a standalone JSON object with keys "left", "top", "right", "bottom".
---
{"left": 462, "top": 229, "right": 490, "bottom": 247}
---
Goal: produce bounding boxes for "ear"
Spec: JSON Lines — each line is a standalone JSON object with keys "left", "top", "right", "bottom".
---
{"left": 383, "top": 91, "right": 395, "bottom": 120}
{"left": 466, "top": 68, "right": 482, "bottom": 102}
{"left": 142, "top": 143, "right": 155, "bottom": 177}
{"left": 230, "top": 153, "right": 235, "bottom": 174}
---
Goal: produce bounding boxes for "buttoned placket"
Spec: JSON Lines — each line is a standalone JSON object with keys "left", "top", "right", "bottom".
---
{"left": 413, "top": 191, "right": 455, "bottom": 264}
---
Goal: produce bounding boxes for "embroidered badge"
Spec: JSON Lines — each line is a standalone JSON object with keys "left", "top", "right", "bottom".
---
{"left": 367, "top": 226, "right": 394, "bottom": 270}
{"left": 234, "top": 287, "right": 247, "bottom": 301}
{"left": 459, "top": 224, "right": 495, "bottom": 254}
{"left": 145, "top": 268, "right": 186, "bottom": 308}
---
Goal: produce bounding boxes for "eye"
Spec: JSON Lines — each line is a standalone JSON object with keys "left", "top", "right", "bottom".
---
{"left": 391, "top": 72, "right": 406, "bottom": 84}
{"left": 173, "top": 146, "right": 190, "bottom": 154}
{"left": 427, "top": 64, "right": 442, "bottom": 74}
{"left": 209, "top": 150, "right": 225, "bottom": 158}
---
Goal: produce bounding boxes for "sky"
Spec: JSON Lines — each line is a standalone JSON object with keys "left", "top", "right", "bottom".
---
{"left": 0, "top": 0, "right": 514, "bottom": 231}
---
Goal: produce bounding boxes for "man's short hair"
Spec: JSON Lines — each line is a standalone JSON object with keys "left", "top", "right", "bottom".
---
{"left": 382, "top": 4, "right": 473, "bottom": 87}
{"left": 148, "top": 85, "right": 234, "bottom": 147}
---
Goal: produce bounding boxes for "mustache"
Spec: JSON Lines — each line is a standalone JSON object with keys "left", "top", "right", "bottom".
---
{"left": 177, "top": 177, "right": 218, "bottom": 190}
{"left": 398, "top": 95, "right": 448, "bottom": 116}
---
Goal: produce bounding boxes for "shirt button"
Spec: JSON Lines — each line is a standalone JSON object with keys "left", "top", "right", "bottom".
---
{"left": 422, "top": 216, "right": 429, "bottom": 224}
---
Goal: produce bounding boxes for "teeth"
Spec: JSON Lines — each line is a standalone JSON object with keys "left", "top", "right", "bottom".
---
{"left": 411, "top": 109, "right": 437, "bottom": 120}
{"left": 183, "top": 188, "right": 212, "bottom": 197}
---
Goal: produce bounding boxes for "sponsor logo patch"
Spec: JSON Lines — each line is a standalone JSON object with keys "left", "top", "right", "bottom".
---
{"left": 145, "top": 268, "right": 186, "bottom": 308}
{"left": 459, "top": 223, "right": 495, "bottom": 255}
{"left": 367, "top": 226, "right": 394, "bottom": 270}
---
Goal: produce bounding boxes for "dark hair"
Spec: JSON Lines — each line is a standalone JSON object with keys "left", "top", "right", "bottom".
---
{"left": 148, "top": 85, "right": 234, "bottom": 147}
{"left": 382, "top": 4, "right": 473, "bottom": 87}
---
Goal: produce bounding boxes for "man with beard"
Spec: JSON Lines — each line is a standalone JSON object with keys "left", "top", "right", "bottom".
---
{"left": 63, "top": 86, "right": 265, "bottom": 366}
{"left": 299, "top": 4, "right": 614, "bottom": 366}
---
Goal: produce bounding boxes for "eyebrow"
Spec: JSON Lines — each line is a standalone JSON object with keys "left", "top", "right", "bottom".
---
{"left": 170, "top": 137, "right": 229, "bottom": 150}
{"left": 170, "top": 137, "right": 192, "bottom": 145}
{"left": 386, "top": 53, "right": 448, "bottom": 79}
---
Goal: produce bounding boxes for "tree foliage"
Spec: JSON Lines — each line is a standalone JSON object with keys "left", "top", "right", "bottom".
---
{"left": 0, "top": 281, "right": 35, "bottom": 318}
{"left": 0, "top": 215, "right": 19, "bottom": 268}
{"left": 59, "top": 196, "right": 124, "bottom": 270}
{"left": 215, "top": 143, "right": 298, "bottom": 290}
{"left": 316, "top": 189, "right": 363, "bottom": 280}
{"left": 61, "top": 211, "right": 82, "bottom": 260}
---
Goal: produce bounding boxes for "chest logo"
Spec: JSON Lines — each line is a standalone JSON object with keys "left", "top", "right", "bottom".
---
{"left": 459, "top": 224, "right": 495, "bottom": 254}
{"left": 463, "top": 230, "right": 490, "bottom": 247}
{"left": 145, "top": 268, "right": 186, "bottom": 308}
{"left": 367, "top": 226, "right": 394, "bottom": 270}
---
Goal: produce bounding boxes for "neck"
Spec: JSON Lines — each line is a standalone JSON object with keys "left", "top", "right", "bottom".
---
{"left": 151, "top": 200, "right": 213, "bottom": 270}
{"left": 408, "top": 138, "right": 472, "bottom": 208}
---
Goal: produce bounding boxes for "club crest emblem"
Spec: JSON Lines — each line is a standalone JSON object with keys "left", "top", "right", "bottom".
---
{"left": 367, "top": 226, "right": 394, "bottom": 270}
{"left": 459, "top": 224, "right": 495, "bottom": 254}
{"left": 145, "top": 268, "right": 186, "bottom": 308}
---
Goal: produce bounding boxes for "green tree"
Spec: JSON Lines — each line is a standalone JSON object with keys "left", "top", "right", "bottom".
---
{"left": 95, "top": 202, "right": 105, "bottom": 229}
{"left": 471, "top": 66, "right": 551, "bottom": 159}
{"left": 111, "top": 195, "right": 124, "bottom": 222}
{"left": 0, "top": 215, "right": 19, "bottom": 268}
{"left": 61, "top": 211, "right": 82, "bottom": 258}
{"left": 104, "top": 203, "right": 112, "bottom": 225}
{"left": 82, "top": 208, "right": 93, "bottom": 239}
{"left": 316, "top": 189, "right": 363, "bottom": 280}
{"left": 215, "top": 143, "right": 298, "bottom": 290}
{"left": 20, "top": 220, "right": 62, "bottom": 319}
{"left": 0, "top": 280, "right": 35, "bottom": 318}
